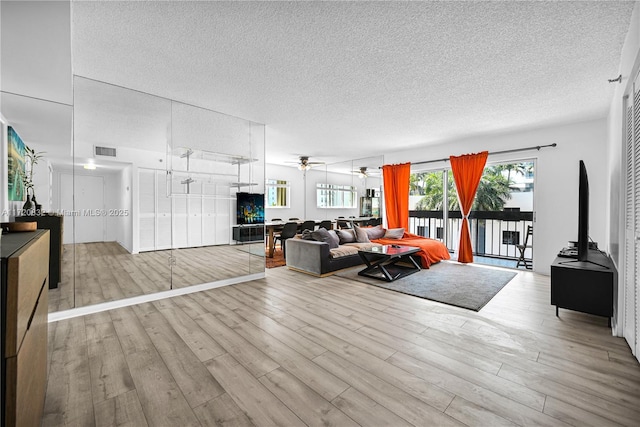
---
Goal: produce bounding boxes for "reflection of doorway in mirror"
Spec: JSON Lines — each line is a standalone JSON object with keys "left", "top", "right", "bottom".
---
{"left": 60, "top": 173, "right": 105, "bottom": 243}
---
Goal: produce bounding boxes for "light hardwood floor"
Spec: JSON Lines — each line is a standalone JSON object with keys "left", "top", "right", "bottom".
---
{"left": 43, "top": 263, "right": 640, "bottom": 426}
{"left": 49, "top": 242, "right": 265, "bottom": 312}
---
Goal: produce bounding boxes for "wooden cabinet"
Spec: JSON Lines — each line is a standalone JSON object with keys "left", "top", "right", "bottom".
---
{"left": 15, "top": 214, "right": 63, "bottom": 288}
{"left": 1, "top": 230, "right": 49, "bottom": 427}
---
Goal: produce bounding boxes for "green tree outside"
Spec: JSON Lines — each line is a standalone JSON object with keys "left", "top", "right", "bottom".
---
{"left": 413, "top": 165, "right": 516, "bottom": 211}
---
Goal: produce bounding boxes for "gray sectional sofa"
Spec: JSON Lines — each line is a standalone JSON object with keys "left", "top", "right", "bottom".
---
{"left": 285, "top": 237, "right": 382, "bottom": 276}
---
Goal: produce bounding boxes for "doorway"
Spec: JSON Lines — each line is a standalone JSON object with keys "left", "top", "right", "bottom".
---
{"left": 60, "top": 172, "right": 105, "bottom": 243}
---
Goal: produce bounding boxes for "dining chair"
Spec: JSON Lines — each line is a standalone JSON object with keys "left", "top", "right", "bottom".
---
{"left": 275, "top": 222, "right": 300, "bottom": 259}
{"left": 336, "top": 219, "right": 352, "bottom": 229}
{"left": 318, "top": 220, "right": 332, "bottom": 230}
{"left": 271, "top": 218, "right": 282, "bottom": 222}
{"left": 299, "top": 220, "right": 316, "bottom": 233}
{"left": 288, "top": 217, "right": 300, "bottom": 221}
{"left": 516, "top": 225, "right": 533, "bottom": 269}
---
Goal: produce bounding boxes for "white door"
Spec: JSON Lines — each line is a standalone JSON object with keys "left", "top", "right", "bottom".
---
{"left": 60, "top": 173, "right": 105, "bottom": 244}
{"left": 202, "top": 197, "right": 216, "bottom": 246}
{"left": 188, "top": 195, "right": 203, "bottom": 247}
{"left": 156, "top": 171, "right": 173, "bottom": 250}
{"left": 216, "top": 197, "right": 231, "bottom": 244}
{"left": 138, "top": 169, "right": 156, "bottom": 251}
{"left": 624, "top": 74, "right": 640, "bottom": 360}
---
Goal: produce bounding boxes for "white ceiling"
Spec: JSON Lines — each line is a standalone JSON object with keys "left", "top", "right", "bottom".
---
{"left": 7, "top": 1, "right": 638, "bottom": 167}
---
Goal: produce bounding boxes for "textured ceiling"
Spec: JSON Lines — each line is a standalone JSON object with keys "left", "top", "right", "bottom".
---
{"left": 71, "top": 1, "right": 635, "bottom": 166}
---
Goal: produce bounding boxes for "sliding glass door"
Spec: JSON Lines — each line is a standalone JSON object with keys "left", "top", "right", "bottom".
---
{"left": 410, "top": 160, "right": 535, "bottom": 268}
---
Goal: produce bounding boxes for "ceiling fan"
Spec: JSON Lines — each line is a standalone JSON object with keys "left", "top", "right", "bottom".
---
{"left": 352, "top": 166, "right": 380, "bottom": 178}
{"left": 288, "top": 156, "right": 324, "bottom": 171}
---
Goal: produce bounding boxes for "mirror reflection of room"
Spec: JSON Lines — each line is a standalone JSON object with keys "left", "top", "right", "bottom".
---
{"left": 1, "top": 74, "right": 265, "bottom": 313}
{"left": 66, "top": 77, "right": 265, "bottom": 311}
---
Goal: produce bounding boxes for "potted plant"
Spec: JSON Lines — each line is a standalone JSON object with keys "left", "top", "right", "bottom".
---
{"left": 22, "top": 146, "right": 46, "bottom": 215}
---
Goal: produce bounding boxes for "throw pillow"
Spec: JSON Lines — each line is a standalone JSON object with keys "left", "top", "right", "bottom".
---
{"left": 300, "top": 229, "right": 314, "bottom": 240}
{"left": 364, "top": 224, "right": 386, "bottom": 240}
{"left": 311, "top": 228, "right": 339, "bottom": 249}
{"left": 384, "top": 227, "right": 405, "bottom": 239}
{"left": 327, "top": 229, "right": 340, "bottom": 246}
{"left": 336, "top": 228, "right": 357, "bottom": 244}
{"left": 354, "top": 225, "right": 371, "bottom": 243}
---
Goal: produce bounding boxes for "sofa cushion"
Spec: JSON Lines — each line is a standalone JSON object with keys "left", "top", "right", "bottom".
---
{"left": 354, "top": 225, "right": 370, "bottom": 243}
{"left": 364, "top": 224, "right": 386, "bottom": 240}
{"left": 336, "top": 229, "right": 357, "bottom": 244}
{"left": 329, "top": 245, "right": 359, "bottom": 258}
{"left": 327, "top": 229, "right": 340, "bottom": 246}
{"left": 311, "top": 228, "right": 339, "bottom": 249}
{"left": 384, "top": 227, "right": 405, "bottom": 239}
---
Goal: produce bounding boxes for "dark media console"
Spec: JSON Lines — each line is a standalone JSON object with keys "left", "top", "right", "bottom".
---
{"left": 551, "top": 249, "right": 616, "bottom": 325}
{"left": 232, "top": 224, "right": 264, "bottom": 243}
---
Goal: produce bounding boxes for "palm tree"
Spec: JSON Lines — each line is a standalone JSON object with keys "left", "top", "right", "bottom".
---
{"left": 414, "top": 173, "right": 445, "bottom": 209}
{"left": 473, "top": 168, "right": 511, "bottom": 210}
{"left": 413, "top": 166, "right": 511, "bottom": 211}
{"left": 409, "top": 172, "right": 430, "bottom": 195}
{"left": 414, "top": 172, "right": 459, "bottom": 210}
{"left": 493, "top": 162, "right": 530, "bottom": 182}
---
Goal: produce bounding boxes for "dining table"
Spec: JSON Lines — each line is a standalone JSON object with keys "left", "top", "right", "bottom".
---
{"left": 264, "top": 221, "right": 287, "bottom": 258}
{"left": 336, "top": 216, "right": 380, "bottom": 228}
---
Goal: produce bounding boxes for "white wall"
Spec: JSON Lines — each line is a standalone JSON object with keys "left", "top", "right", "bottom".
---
{"left": 384, "top": 118, "right": 609, "bottom": 276}
{"left": 32, "top": 159, "right": 51, "bottom": 212}
{"left": 1, "top": 0, "right": 71, "bottom": 219}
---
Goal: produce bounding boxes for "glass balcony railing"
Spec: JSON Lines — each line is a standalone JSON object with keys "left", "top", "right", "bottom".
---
{"left": 408, "top": 210, "right": 534, "bottom": 262}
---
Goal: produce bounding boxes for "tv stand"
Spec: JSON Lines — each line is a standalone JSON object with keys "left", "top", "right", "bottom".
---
{"left": 232, "top": 224, "right": 264, "bottom": 243}
{"left": 557, "top": 258, "right": 610, "bottom": 269}
{"left": 551, "top": 249, "right": 616, "bottom": 326}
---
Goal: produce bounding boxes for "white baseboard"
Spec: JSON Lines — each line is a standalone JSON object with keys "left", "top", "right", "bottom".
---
{"left": 48, "top": 272, "right": 266, "bottom": 323}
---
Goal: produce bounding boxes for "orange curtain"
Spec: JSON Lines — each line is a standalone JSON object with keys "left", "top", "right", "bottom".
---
{"left": 449, "top": 151, "right": 488, "bottom": 263}
{"left": 382, "top": 162, "right": 411, "bottom": 229}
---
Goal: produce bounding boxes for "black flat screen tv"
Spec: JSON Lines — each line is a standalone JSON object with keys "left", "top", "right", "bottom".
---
{"left": 236, "top": 192, "right": 264, "bottom": 225}
{"left": 577, "top": 160, "right": 589, "bottom": 261}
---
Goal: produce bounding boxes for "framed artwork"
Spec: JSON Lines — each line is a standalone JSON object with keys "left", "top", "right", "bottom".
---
{"left": 7, "top": 126, "right": 26, "bottom": 201}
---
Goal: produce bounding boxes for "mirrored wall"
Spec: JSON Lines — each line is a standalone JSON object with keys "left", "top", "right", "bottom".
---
{"left": 0, "top": 2, "right": 265, "bottom": 314}
{"left": 318, "top": 155, "right": 385, "bottom": 221}
{"left": 2, "top": 77, "right": 265, "bottom": 313}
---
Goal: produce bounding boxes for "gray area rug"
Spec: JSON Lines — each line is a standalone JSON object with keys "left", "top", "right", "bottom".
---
{"left": 335, "top": 262, "right": 517, "bottom": 311}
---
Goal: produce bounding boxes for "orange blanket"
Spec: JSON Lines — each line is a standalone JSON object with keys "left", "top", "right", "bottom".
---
{"left": 372, "top": 232, "right": 451, "bottom": 268}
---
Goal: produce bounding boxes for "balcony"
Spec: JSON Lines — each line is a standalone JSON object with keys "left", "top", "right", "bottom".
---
{"left": 408, "top": 209, "right": 534, "bottom": 268}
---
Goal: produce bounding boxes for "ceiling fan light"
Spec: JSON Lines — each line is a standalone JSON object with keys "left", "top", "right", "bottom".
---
{"left": 298, "top": 163, "right": 311, "bottom": 171}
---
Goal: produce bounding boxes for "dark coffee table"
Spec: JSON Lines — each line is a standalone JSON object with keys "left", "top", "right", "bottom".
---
{"left": 358, "top": 245, "right": 421, "bottom": 282}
